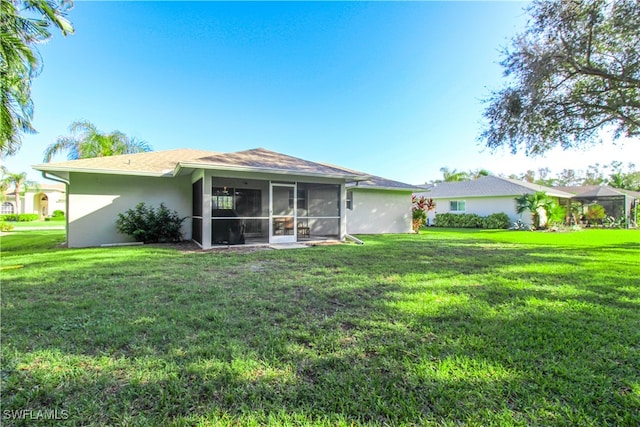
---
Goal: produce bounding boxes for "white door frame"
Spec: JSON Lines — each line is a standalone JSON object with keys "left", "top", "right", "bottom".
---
{"left": 269, "top": 182, "right": 297, "bottom": 244}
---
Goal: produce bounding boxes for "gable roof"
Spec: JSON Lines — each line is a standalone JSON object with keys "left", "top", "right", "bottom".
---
{"left": 555, "top": 185, "right": 640, "bottom": 199}
{"left": 33, "top": 147, "right": 370, "bottom": 180}
{"left": 32, "top": 148, "right": 215, "bottom": 177}
{"left": 176, "top": 148, "right": 368, "bottom": 180}
{"left": 418, "top": 175, "right": 574, "bottom": 199}
{"left": 347, "top": 175, "right": 422, "bottom": 191}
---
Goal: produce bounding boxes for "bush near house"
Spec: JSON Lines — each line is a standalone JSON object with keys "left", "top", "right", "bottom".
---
{"left": 586, "top": 204, "right": 606, "bottom": 225}
{"left": 434, "top": 212, "right": 510, "bottom": 229}
{"left": 116, "top": 202, "right": 185, "bottom": 243}
{"left": 45, "top": 211, "right": 65, "bottom": 222}
{"left": 0, "top": 214, "right": 39, "bottom": 222}
{"left": 483, "top": 212, "right": 511, "bottom": 229}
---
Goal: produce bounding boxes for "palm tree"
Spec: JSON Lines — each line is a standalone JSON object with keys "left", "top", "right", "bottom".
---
{"left": 469, "top": 169, "right": 490, "bottom": 180}
{"left": 514, "top": 191, "right": 554, "bottom": 229}
{"left": 43, "top": 120, "right": 152, "bottom": 162}
{"left": 3, "top": 171, "right": 38, "bottom": 215}
{"left": 439, "top": 167, "right": 469, "bottom": 182}
{"left": 1, "top": 0, "right": 73, "bottom": 156}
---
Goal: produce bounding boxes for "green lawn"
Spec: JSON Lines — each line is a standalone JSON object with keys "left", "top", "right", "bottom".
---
{"left": 1, "top": 229, "right": 639, "bottom": 426}
{"left": 3, "top": 219, "right": 65, "bottom": 229}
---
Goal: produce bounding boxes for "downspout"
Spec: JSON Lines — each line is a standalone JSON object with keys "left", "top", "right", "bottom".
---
{"left": 41, "top": 172, "right": 70, "bottom": 246}
{"left": 345, "top": 234, "right": 364, "bottom": 245}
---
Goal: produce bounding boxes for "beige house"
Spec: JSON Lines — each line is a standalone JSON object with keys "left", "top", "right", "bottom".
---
{"left": 33, "top": 148, "right": 416, "bottom": 248}
{"left": 1, "top": 183, "right": 66, "bottom": 218}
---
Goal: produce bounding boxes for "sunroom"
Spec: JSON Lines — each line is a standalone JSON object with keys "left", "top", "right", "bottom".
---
{"left": 183, "top": 149, "right": 367, "bottom": 248}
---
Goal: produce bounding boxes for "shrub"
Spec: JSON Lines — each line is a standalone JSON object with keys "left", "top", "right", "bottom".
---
{"left": 0, "top": 214, "right": 40, "bottom": 222}
{"left": 435, "top": 212, "right": 511, "bottom": 229}
{"left": 483, "top": 212, "right": 511, "bottom": 229}
{"left": 0, "top": 221, "right": 14, "bottom": 232}
{"left": 586, "top": 204, "right": 606, "bottom": 225}
{"left": 434, "top": 213, "right": 484, "bottom": 228}
{"left": 52, "top": 210, "right": 65, "bottom": 218}
{"left": 116, "top": 202, "right": 185, "bottom": 243}
{"left": 547, "top": 203, "right": 566, "bottom": 226}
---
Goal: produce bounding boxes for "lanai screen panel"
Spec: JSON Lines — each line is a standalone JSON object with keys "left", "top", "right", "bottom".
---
{"left": 297, "top": 183, "right": 340, "bottom": 239}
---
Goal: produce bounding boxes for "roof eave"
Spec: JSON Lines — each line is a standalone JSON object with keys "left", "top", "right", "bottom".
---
{"left": 178, "top": 161, "right": 368, "bottom": 181}
{"left": 32, "top": 165, "right": 172, "bottom": 178}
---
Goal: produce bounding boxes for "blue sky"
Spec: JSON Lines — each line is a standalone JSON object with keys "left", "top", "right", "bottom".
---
{"left": 4, "top": 1, "right": 638, "bottom": 184}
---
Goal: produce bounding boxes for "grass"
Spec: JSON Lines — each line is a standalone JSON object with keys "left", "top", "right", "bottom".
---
{"left": 1, "top": 228, "right": 639, "bottom": 426}
{"left": 3, "top": 220, "right": 65, "bottom": 229}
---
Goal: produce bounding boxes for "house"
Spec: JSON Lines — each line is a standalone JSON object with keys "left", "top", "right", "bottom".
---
{"left": 555, "top": 185, "right": 640, "bottom": 224}
{"left": 1, "top": 182, "right": 66, "bottom": 218}
{"left": 415, "top": 175, "right": 574, "bottom": 226}
{"left": 32, "top": 148, "right": 416, "bottom": 248}
{"left": 346, "top": 175, "right": 421, "bottom": 234}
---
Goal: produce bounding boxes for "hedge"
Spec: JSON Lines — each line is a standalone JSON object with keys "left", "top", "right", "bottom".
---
{"left": 0, "top": 214, "right": 40, "bottom": 222}
{"left": 434, "top": 212, "right": 510, "bottom": 229}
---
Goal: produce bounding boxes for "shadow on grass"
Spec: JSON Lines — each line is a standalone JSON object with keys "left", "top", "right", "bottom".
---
{"left": 1, "top": 231, "right": 639, "bottom": 425}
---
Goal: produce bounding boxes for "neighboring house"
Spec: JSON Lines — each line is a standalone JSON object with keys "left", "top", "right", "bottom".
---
{"left": 415, "top": 175, "right": 574, "bottom": 226}
{"left": 555, "top": 185, "right": 640, "bottom": 224}
{"left": 1, "top": 183, "right": 66, "bottom": 218}
{"left": 32, "top": 148, "right": 415, "bottom": 248}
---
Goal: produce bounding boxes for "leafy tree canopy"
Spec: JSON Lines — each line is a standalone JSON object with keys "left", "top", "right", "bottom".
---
{"left": 43, "top": 120, "right": 152, "bottom": 162}
{"left": 480, "top": 0, "right": 640, "bottom": 155}
{"left": 1, "top": 0, "right": 74, "bottom": 156}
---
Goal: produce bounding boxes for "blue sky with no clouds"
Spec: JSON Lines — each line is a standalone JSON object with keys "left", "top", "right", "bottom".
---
{"left": 4, "top": 1, "right": 638, "bottom": 184}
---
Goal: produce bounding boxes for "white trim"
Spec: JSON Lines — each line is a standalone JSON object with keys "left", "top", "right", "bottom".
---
{"left": 269, "top": 182, "right": 297, "bottom": 244}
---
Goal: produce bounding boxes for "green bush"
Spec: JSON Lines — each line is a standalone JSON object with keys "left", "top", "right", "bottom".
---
{"left": 435, "top": 212, "right": 511, "bottom": 229}
{"left": 0, "top": 221, "right": 14, "bottom": 232}
{"left": 434, "top": 213, "right": 484, "bottom": 228}
{"left": 52, "top": 210, "right": 65, "bottom": 218}
{"left": 586, "top": 204, "right": 606, "bottom": 225}
{"left": 116, "top": 202, "right": 185, "bottom": 243}
{"left": 547, "top": 204, "right": 566, "bottom": 226}
{"left": 483, "top": 212, "right": 511, "bottom": 229}
{"left": 0, "top": 214, "right": 40, "bottom": 222}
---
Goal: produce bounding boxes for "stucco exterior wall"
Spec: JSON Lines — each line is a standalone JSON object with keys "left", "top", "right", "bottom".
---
{"left": 346, "top": 189, "right": 412, "bottom": 234}
{"left": 422, "top": 195, "right": 532, "bottom": 226}
{"left": 67, "top": 173, "right": 192, "bottom": 247}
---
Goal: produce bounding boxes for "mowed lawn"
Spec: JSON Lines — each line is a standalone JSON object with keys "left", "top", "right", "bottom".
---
{"left": 1, "top": 229, "right": 639, "bottom": 426}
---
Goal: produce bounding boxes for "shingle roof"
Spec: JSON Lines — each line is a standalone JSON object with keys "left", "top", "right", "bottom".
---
{"left": 33, "top": 148, "right": 215, "bottom": 176}
{"left": 347, "top": 175, "right": 421, "bottom": 191}
{"left": 418, "top": 175, "right": 574, "bottom": 199}
{"left": 177, "top": 148, "right": 369, "bottom": 179}
{"left": 34, "top": 147, "right": 379, "bottom": 180}
{"left": 556, "top": 185, "right": 640, "bottom": 198}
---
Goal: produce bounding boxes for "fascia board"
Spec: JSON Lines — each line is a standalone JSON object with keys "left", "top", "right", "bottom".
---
{"left": 32, "top": 165, "right": 171, "bottom": 178}
{"left": 177, "top": 161, "right": 369, "bottom": 181}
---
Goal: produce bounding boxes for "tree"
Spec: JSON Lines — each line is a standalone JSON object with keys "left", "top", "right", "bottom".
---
{"left": 480, "top": 0, "right": 640, "bottom": 155}
{"left": 439, "top": 167, "right": 469, "bottom": 182}
{"left": 43, "top": 120, "right": 152, "bottom": 162}
{"left": 1, "top": 0, "right": 74, "bottom": 156}
{"left": 2, "top": 171, "right": 38, "bottom": 215}
{"left": 514, "top": 191, "right": 554, "bottom": 229}
{"left": 607, "top": 161, "right": 640, "bottom": 190}
{"left": 469, "top": 169, "right": 491, "bottom": 180}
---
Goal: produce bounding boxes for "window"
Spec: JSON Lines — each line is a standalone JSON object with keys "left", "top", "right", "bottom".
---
{"left": 1, "top": 202, "right": 14, "bottom": 214}
{"left": 346, "top": 191, "right": 353, "bottom": 210}
{"left": 450, "top": 200, "right": 466, "bottom": 212}
{"left": 212, "top": 187, "right": 234, "bottom": 210}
